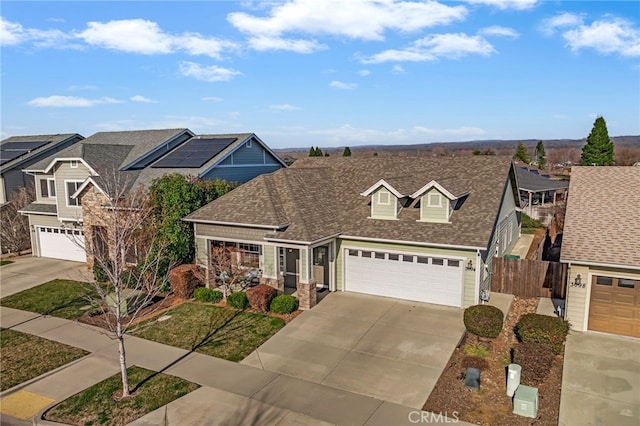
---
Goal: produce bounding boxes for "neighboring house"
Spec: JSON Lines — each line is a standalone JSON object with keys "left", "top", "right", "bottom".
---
{"left": 561, "top": 166, "right": 640, "bottom": 338}
{"left": 185, "top": 156, "right": 520, "bottom": 310}
{"left": 19, "top": 129, "right": 286, "bottom": 263}
{"left": 0, "top": 134, "right": 84, "bottom": 205}
{"left": 514, "top": 163, "right": 568, "bottom": 225}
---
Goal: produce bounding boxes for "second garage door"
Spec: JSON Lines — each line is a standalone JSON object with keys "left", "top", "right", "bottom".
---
{"left": 37, "top": 226, "right": 86, "bottom": 262}
{"left": 588, "top": 274, "right": 640, "bottom": 338}
{"left": 345, "top": 248, "right": 464, "bottom": 307}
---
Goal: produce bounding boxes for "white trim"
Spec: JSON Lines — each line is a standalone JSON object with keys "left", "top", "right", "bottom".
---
{"left": 561, "top": 259, "right": 640, "bottom": 271}
{"left": 360, "top": 179, "right": 404, "bottom": 198}
{"left": 64, "top": 180, "right": 84, "bottom": 208}
{"left": 410, "top": 180, "right": 457, "bottom": 200}
{"left": 47, "top": 178, "right": 56, "bottom": 199}
{"left": 377, "top": 190, "right": 391, "bottom": 205}
{"left": 474, "top": 250, "right": 481, "bottom": 305}
{"left": 264, "top": 233, "right": 341, "bottom": 246}
{"left": 426, "top": 192, "right": 442, "bottom": 207}
{"left": 18, "top": 209, "right": 57, "bottom": 216}
{"left": 70, "top": 159, "right": 78, "bottom": 168}
{"left": 71, "top": 177, "right": 110, "bottom": 200}
{"left": 26, "top": 157, "right": 99, "bottom": 176}
{"left": 340, "top": 234, "right": 484, "bottom": 251}
{"left": 246, "top": 139, "right": 252, "bottom": 148}
{"left": 58, "top": 217, "right": 83, "bottom": 222}
{"left": 184, "top": 217, "right": 285, "bottom": 230}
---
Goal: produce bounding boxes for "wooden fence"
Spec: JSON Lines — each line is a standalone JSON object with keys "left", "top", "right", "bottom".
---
{"left": 490, "top": 257, "right": 567, "bottom": 299}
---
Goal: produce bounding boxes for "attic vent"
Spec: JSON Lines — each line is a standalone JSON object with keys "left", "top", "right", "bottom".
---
{"left": 246, "top": 140, "right": 252, "bottom": 148}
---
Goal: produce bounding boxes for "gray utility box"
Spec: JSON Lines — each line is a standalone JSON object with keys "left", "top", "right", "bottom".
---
{"left": 513, "top": 385, "right": 538, "bottom": 418}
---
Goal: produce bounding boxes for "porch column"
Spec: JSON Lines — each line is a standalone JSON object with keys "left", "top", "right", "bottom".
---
{"left": 296, "top": 246, "right": 317, "bottom": 310}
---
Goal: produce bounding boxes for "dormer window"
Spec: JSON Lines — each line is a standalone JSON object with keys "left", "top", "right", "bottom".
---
{"left": 378, "top": 190, "right": 391, "bottom": 205}
{"left": 427, "top": 192, "right": 442, "bottom": 207}
{"left": 70, "top": 160, "right": 79, "bottom": 168}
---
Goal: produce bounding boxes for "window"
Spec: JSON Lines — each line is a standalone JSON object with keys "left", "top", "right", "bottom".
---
{"left": 402, "top": 255, "right": 414, "bottom": 263}
{"left": 70, "top": 159, "right": 79, "bottom": 168}
{"left": 417, "top": 256, "right": 429, "bottom": 264}
{"left": 595, "top": 276, "right": 613, "bottom": 286}
{"left": 618, "top": 279, "right": 635, "bottom": 289}
{"left": 66, "top": 181, "right": 83, "bottom": 207}
{"left": 348, "top": 249, "right": 359, "bottom": 256}
{"left": 427, "top": 192, "right": 442, "bottom": 207}
{"left": 48, "top": 180, "right": 56, "bottom": 197}
{"left": 374, "top": 252, "right": 385, "bottom": 259}
{"left": 388, "top": 253, "right": 399, "bottom": 261}
{"left": 40, "top": 180, "right": 49, "bottom": 198}
{"left": 431, "top": 257, "right": 444, "bottom": 266}
{"left": 447, "top": 259, "right": 460, "bottom": 267}
{"left": 238, "top": 243, "right": 261, "bottom": 268}
{"left": 377, "top": 190, "right": 391, "bottom": 205}
{"left": 361, "top": 251, "right": 372, "bottom": 258}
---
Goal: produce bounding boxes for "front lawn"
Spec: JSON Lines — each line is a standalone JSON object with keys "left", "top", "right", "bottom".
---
{"left": 44, "top": 366, "right": 199, "bottom": 426}
{"left": 1, "top": 328, "right": 89, "bottom": 391}
{"left": 0, "top": 279, "right": 98, "bottom": 319}
{"left": 132, "top": 302, "right": 285, "bottom": 362}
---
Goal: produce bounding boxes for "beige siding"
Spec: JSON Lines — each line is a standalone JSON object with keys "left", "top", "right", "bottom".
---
{"left": 566, "top": 264, "right": 640, "bottom": 332}
{"left": 420, "top": 189, "right": 449, "bottom": 223}
{"left": 336, "top": 239, "right": 477, "bottom": 307}
{"left": 0, "top": 176, "right": 5, "bottom": 204}
{"left": 263, "top": 245, "right": 277, "bottom": 278}
{"left": 370, "top": 187, "right": 397, "bottom": 219}
{"left": 55, "top": 162, "right": 91, "bottom": 220}
{"left": 34, "top": 173, "right": 56, "bottom": 204}
{"left": 195, "top": 238, "right": 208, "bottom": 267}
{"left": 194, "top": 223, "right": 266, "bottom": 242}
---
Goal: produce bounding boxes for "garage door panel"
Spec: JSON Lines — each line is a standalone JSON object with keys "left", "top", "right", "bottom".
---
{"left": 345, "top": 249, "right": 463, "bottom": 307}
{"left": 589, "top": 275, "right": 640, "bottom": 338}
{"left": 37, "top": 227, "right": 85, "bottom": 262}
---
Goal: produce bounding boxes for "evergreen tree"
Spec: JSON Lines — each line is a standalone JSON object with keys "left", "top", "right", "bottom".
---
{"left": 535, "top": 141, "right": 547, "bottom": 169}
{"left": 343, "top": 146, "right": 352, "bottom": 157}
{"left": 315, "top": 146, "right": 323, "bottom": 157}
{"left": 581, "top": 116, "right": 614, "bottom": 166}
{"left": 308, "top": 146, "right": 315, "bottom": 157}
{"left": 324, "top": 152, "right": 330, "bottom": 157}
{"left": 513, "top": 142, "right": 531, "bottom": 163}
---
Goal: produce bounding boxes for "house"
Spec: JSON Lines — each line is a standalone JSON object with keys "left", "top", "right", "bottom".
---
{"left": 561, "top": 166, "right": 640, "bottom": 338}
{"left": 184, "top": 156, "right": 520, "bottom": 310}
{"left": 0, "top": 133, "right": 84, "bottom": 205}
{"left": 19, "top": 129, "right": 286, "bottom": 263}
{"left": 514, "top": 163, "right": 568, "bottom": 225}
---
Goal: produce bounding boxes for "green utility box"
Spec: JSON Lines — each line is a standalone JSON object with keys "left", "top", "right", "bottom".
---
{"left": 513, "top": 385, "right": 538, "bottom": 418}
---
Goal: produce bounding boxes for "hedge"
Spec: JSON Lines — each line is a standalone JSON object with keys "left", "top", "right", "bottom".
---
{"left": 227, "top": 291, "right": 249, "bottom": 309}
{"left": 270, "top": 294, "right": 299, "bottom": 314}
{"left": 193, "top": 287, "right": 223, "bottom": 303}
{"left": 512, "top": 343, "right": 556, "bottom": 385}
{"left": 516, "top": 313, "right": 570, "bottom": 355}
{"left": 463, "top": 304, "right": 504, "bottom": 339}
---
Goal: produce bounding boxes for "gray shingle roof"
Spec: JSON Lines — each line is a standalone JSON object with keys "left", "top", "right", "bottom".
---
{"left": 560, "top": 166, "right": 640, "bottom": 268}
{"left": 186, "top": 156, "right": 515, "bottom": 248}
{"left": 515, "top": 166, "right": 568, "bottom": 192}
{"left": 19, "top": 202, "right": 57, "bottom": 215}
{"left": 0, "top": 133, "right": 83, "bottom": 173}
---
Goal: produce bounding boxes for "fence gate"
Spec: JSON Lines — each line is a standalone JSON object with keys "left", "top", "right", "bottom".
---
{"left": 490, "top": 257, "right": 567, "bottom": 299}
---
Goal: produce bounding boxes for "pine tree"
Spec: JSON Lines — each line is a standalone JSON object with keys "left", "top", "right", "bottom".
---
{"left": 343, "top": 146, "right": 352, "bottom": 157}
{"left": 315, "top": 146, "right": 323, "bottom": 157}
{"left": 513, "top": 142, "right": 530, "bottom": 163}
{"left": 581, "top": 117, "right": 614, "bottom": 166}
{"left": 535, "top": 141, "right": 546, "bottom": 169}
{"left": 308, "top": 146, "right": 315, "bottom": 157}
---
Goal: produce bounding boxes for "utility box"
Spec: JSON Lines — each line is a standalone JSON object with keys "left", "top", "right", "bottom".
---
{"left": 464, "top": 367, "right": 480, "bottom": 391}
{"left": 513, "top": 385, "right": 538, "bottom": 418}
{"left": 507, "top": 364, "right": 522, "bottom": 397}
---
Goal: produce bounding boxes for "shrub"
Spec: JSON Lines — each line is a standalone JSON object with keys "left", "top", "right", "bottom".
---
{"left": 168, "top": 264, "right": 204, "bottom": 299}
{"left": 512, "top": 343, "right": 556, "bottom": 385}
{"left": 516, "top": 313, "right": 570, "bottom": 355}
{"left": 463, "top": 305, "right": 504, "bottom": 339}
{"left": 246, "top": 284, "right": 278, "bottom": 313}
{"left": 462, "top": 355, "right": 489, "bottom": 372}
{"left": 227, "top": 291, "right": 249, "bottom": 309}
{"left": 193, "top": 287, "right": 223, "bottom": 303}
{"left": 93, "top": 259, "right": 112, "bottom": 282}
{"left": 120, "top": 266, "right": 140, "bottom": 289}
{"left": 270, "top": 294, "right": 299, "bottom": 314}
{"left": 463, "top": 342, "right": 490, "bottom": 358}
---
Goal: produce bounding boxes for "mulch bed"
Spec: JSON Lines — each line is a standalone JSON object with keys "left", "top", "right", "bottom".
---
{"left": 423, "top": 297, "right": 564, "bottom": 425}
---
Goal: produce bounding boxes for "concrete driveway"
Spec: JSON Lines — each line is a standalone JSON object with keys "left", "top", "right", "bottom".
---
{"left": 560, "top": 331, "right": 640, "bottom": 426}
{"left": 242, "top": 292, "right": 465, "bottom": 409}
{"left": 0, "top": 256, "right": 90, "bottom": 297}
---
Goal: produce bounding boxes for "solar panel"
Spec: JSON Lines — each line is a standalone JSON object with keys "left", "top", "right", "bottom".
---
{"left": 0, "top": 150, "right": 26, "bottom": 162}
{"left": 1, "top": 141, "right": 49, "bottom": 151}
{"left": 152, "top": 137, "right": 237, "bottom": 168}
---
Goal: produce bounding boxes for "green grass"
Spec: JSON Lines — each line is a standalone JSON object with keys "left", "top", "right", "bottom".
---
{"left": 0, "top": 260, "right": 14, "bottom": 266}
{"left": 44, "top": 366, "right": 199, "bottom": 426}
{"left": 0, "top": 279, "right": 98, "bottom": 319}
{"left": 0, "top": 328, "right": 88, "bottom": 391}
{"left": 132, "top": 302, "right": 285, "bottom": 362}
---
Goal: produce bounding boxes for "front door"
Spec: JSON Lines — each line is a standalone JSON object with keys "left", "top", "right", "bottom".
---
{"left": 284, "top": 248, "right": 299, "bottom": 289}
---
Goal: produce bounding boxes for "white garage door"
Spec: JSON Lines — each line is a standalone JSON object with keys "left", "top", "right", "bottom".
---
{"left": 37, "top": 227, "right": 85, "bottom": 262}
{"left": 345, "top": 249, "right": 464, "bottom": 307}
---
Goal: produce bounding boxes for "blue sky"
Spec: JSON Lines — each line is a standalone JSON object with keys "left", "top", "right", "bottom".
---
{"left": 2, "top": 1, "right": 639, "bottom": 149}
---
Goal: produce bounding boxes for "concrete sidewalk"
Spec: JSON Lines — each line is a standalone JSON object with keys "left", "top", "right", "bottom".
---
{"left": 0, "top": 306, "right": 472, "bottom": 425}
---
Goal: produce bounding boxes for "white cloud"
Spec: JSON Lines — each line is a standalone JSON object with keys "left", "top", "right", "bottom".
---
{"left": 392, "top": 64, "right": 405, "bottom": 74}
{"left": 358, "top": 69, "right": 371, "bottom": 76}
{"left": 202, "top": 96, "right": 223, "bottom": 102}
{"left": 329, "top": 80, "right": 357, "bottom": 90}
{"left": 175, "top": 33, "right": 239, "bottom": 58}
{"left": 1, "top": 17, "right": 72, "bottom": 48}
{"left": 270, "top": 103, "right": 301, "bottom": 111}
{"left": 1, "top": 17, "right": 26, "bottom": 45}
{"left": 27, "top": 95, "right": 122, "bottom": 108}
{"left": 461, "top": 0, "right": 538, "bottom": 11}
{"left": 247, "top": 35, "right": 326, "bottom": 53}
{"left": 540, "top": 12, "right": 584, "bottom": 36}
{"left": 228, "top": 0, "right": 467, "bottom": 48}
{"left": 479, "top": 25, "right": 520, "bottom": 39}
{"left": 308, "top": 124, "right": 487, "bottom": 145}
{"left": 130, "top": 95, "right": 157, "bottom": 103}
{"left": 563, "top": 18, "right": 640, "bottom": 57}
{"left": 361, "top": 32, "right": 495, "bottom": 63}
{"left": 179, "top": 61, "right": 242, "bottom": 82}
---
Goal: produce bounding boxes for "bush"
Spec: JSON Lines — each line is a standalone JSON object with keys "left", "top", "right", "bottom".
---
{"left": 246, "top": 284, "right": 278, "bottom": 313}
{"left": 462, "top": 355, "right": 489, "bottom": 372}
{"left": 463, "top": 305, "right": 504, "bottom": 339}
{"left": 463, "top": 342, "right": 490, "bottom": 358}
{"left": 168, "top": 264, "right": 204, "bottom": 299}
{"left": 512, "top": 343, "right": 556, "bottom": 385}
{"left": 93, "top": 260, "right": 112, "bottom": 282}
{"left": 120, "top": 266, "right": 141, "bottom": 289}
{"left": 516, "top": 313, "right": 570, "bottom": 355}
{"left": 193, "top": 287, "right": 223, "bottom": 303}
{"left": 270, "top": 294, "right": 299, "bottom": 314}
{"left": 227, "top": 291, "right": 249, "bottom": 309}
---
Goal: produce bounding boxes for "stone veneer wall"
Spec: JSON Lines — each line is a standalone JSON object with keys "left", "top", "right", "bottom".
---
{"left": 80, "top": 186, "right": 113, "bottom": 271}
{"left": 296, "top": 281, "right": 317, "bottom": 310}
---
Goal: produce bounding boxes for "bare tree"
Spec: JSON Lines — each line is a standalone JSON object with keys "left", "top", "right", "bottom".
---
{"left": 208, "top": 245, "right": 250, "bottom": 298}
{"left": 79, "top": 172, "right": 170, "bottom": 398}
{"left": 0, "top": 186, "right": 35, "bottom": 254}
